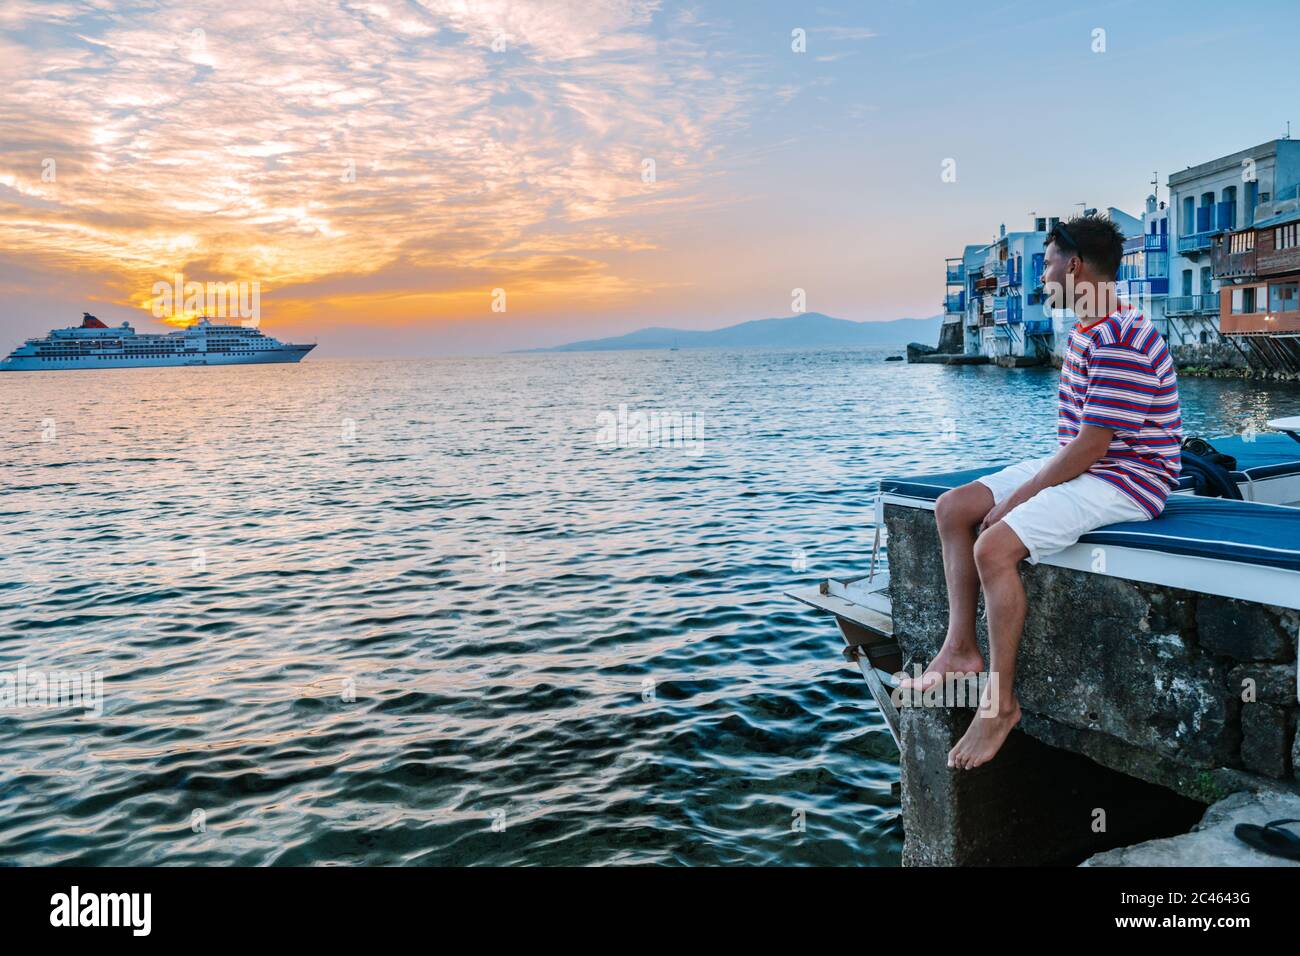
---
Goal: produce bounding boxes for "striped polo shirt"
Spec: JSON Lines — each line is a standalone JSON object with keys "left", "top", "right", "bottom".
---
{"left": 1059, "top": 306, "right": 1182, "bottom": 517}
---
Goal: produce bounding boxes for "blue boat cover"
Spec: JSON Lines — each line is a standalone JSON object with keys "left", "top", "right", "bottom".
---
{"left": 1078, "top": 497, "right": 1300, "bottom": 572}
{"left": 1207, "top": 433, "right": 1300, "bottom": 482}
{"left": 879, "top": 434, "right": 1300, "bottom": 573}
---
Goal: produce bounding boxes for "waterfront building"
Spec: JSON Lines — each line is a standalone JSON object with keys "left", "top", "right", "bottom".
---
{"left": 1212, "top": 196, "right": 1300, "bottom": 374}
{"left": 941, "top": 254, "right": 967, "bottom": 354}
{"left": 949, "top": 208, "right": 1140, "bottom": 363}
{"left": 1166, "top": 138, "right": 1300, "bottom": 351}
{"left": 1118, "top": 194, "right": 1170, "bottom": 342}
{"left": 957, "top": 220, "right": 1056, "bottom": 362}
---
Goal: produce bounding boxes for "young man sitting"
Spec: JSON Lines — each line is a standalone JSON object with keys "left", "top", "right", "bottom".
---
{"left": 898, "top": 215, "right": 1182, "bottom": 770}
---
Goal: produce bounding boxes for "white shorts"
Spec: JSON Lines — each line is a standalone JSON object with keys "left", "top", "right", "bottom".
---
{"left": 974, "top": 455, "right": 1152, "bottom": 564}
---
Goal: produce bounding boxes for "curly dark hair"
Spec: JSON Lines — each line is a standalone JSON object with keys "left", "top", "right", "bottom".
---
{"left": 1045, "top": 214, "right": 1125, "bottom": 279}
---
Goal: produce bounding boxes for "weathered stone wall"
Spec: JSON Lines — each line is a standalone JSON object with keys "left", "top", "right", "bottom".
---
{"left": 884, "top": 503, "right": 1300, "bottom": 804}
{"left": 936, "top": 319, "right": 964, "bottom": 355}
{"left": 1170, "top": 341, "right": 1250, "bottom": 372}
{"left": 897, "top": 706, "right": 1206, "bottom": 865}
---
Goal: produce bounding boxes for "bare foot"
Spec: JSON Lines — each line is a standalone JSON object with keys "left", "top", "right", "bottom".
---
{"left": 948, "top": 697, "right": 1021, "bottom": 770}
{"left": 898, "top": 642, "right": 984, "bottom": 692}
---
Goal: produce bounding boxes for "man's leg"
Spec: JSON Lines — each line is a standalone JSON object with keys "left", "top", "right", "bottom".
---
{"left": 898, "top": 482, "right": 992, "bottom": 691}
{"left": 949, "top": 520, "right": 1028, "bottom": 769}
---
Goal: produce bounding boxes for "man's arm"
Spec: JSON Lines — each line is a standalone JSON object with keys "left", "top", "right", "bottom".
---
{"left": 980, "top": 341, "right": 1163, "bottom": 532}
{"left": 979, "top": 424, "right": 1114, "bottom": 532}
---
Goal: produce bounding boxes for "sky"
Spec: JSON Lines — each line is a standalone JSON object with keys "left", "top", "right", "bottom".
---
{"left": 1, "top": 0, "right": 1297, "bottom": 356}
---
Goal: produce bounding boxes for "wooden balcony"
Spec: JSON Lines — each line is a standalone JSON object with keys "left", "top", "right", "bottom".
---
{"left": 1212, "top": 234, "right": 1257, "bottom": 280}
{"left": 1221, "top": 310, "right": 1300, "bottom": 336}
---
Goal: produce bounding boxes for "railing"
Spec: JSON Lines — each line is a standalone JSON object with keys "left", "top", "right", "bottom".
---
{"left": 1166, "top": 294, "right": 1219, "bottom": 315}
{"left": 993, "top": 295, "right": 1009, "bottom": 324}
{"left": 944, "top": 292, "right": 965, "bottom": 313}
{"left": 1119, "top": 277, "right": 1170, "bottom": 298}
{"left": 1125, "top": 233, "right": 1169, "bottom": 253}
{"left": 945, "top": 265, "right": 965, "bottom": 284}
{"left": 1023, "top": 317, "right": 1052, "bottom": 335}
{"left": 1212, "top": 237, "right": 1257, "bottom": 280}
{"left": 1177, "top": 232, "right": 1217, "bottom": 254}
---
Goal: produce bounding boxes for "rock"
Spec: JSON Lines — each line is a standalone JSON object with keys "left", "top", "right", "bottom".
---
{"left": 1294, "top": 729, "right": 1300, "bottom": 783}
{"left": 1083, "top": 790, "right": 1300, "bottom": 866}
{"left": 899, "top": 706, "right": 1204, "bottom": 866}
{"left": 1197, "top": 597, "right": 1298, "bottom": 661}
{"left": 993, "top": 354, "right": 1044, "bottom": 368}
{"left": 1240, "top": 703, "right": 1295, "bottom": 778}
{"left": 1229, "top": 663, "right": 1297, "bottom": 705}
{"left": 1170, "top": 342, "right": 1249, "bottom": 372}
{"left": 905, "top": 341, "right": 937, "bottom": 363}
{"left": 936, "top": 319, "right": 964, "bottom": 355}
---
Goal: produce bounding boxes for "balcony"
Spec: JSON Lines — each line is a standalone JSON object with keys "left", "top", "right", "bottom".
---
{"left": 1211, "top": 234, "right": 1257, "bottom": 280}
{"left": 945, "top": 264, "right": 966, "bottom": 285}
{"left": 944, "top": 292, "right": 966, "bottom": 313}
{"left": 1124, "top": 233, "right": 1169, "bottom": 254}
{"left": 1177, "top": 232, "right": 1217, "bottom": 255}
{"left": 1166, "top": 294, "right": 1220, "bottom": 316}
{"left": 1179, "top": 204, "right": 1236, "bottom": 257}
{"left": 993, "top": 295, "right": 1009, "bottom": 324}
{"left": 1023, "top": 317, "right": 1052, "bottom": 335}
{"left": 1119, "top": 277, "right": 1170, "bottom": 299}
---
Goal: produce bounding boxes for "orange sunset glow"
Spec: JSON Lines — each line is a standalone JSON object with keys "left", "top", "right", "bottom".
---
{"left": 0, "top": 0, "right": 763, "bottom": 350}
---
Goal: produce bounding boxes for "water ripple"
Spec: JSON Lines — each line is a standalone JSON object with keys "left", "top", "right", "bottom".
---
{"left": 0, "top": 351, "right": 1290, "bottom": 865}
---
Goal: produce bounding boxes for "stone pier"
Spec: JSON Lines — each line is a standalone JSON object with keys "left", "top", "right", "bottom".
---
{"left": 884, "top": 502, "right": 1300, "bottom": 866}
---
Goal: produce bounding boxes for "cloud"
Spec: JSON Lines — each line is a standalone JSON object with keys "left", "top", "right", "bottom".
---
{"left": 811, "top": 26, "right": 877, "bottom": 41}
{"left": 0, "top": 0, "right": 758, "bottom": 328}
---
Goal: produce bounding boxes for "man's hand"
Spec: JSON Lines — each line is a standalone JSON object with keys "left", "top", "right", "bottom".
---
{"left": 978, "top": 425, "right": 1115, "bottom": 534}
{"left": 979, "top": 487, "right": 1029, "bottom": 534}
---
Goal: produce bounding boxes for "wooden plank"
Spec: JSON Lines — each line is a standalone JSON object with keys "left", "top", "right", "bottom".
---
{"left": 829, "top": 572, "right": 892, "bottom": 616}
{"left": 786, "top": 585, "right": 893, "bottom": 638}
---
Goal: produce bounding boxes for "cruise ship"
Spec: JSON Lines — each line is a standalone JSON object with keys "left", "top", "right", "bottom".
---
{"left": 1, "top": 314, "right": 315, "bottom": 371}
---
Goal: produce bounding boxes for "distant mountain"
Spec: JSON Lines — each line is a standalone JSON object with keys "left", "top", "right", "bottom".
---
{"left": 522, "top": 312, "right": 943, "bottom": 352}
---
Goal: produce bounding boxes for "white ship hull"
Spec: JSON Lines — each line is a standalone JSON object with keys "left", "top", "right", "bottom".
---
{"left": 1, "top": 314, "right": 316, "bottom": 372}
{"left": 1, "top": 345, "right": 313, "bottom": 371}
